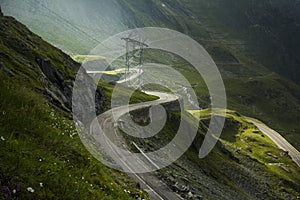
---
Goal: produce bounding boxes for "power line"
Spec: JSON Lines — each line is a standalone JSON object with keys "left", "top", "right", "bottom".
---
{"left": 30, "top": 0, "right": 101, "bottom": 44}
{"left": 23, "top": 0, "right": 116, "bottom": 52}
{"left": 122, "top": 37, "right": 147, "bottom": 87}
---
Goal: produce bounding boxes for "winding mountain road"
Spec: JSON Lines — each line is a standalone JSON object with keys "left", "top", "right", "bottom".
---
{"left": 90, "top": 91, "right": 183, "bottom": 200}
{"left": 88, "top": 67, "right": 299, "bottom": 200}
{"left": 245, "top": 117, "right": 300, "bottom": 167}
{"left": 90, "top": 92, "right": 300, "bottom": 200}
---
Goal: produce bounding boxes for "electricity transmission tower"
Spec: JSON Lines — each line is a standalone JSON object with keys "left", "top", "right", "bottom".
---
{"left": 121, "top": 37, "right": 148, "bottom": 88}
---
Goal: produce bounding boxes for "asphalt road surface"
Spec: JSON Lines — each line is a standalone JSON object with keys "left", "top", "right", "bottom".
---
{"left": 89, "top": 66, "right": 300, "bottom": 200}
{"left": 245, "top": 117, "right": 300, "bottom": 167}
{"left": 90, "top": 91, "right": 183, "bottom": 200}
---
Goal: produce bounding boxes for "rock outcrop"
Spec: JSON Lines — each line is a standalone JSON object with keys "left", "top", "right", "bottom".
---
{"left": 36, "top": 56, "right": 73, "bottom": 111}
{"left": 0, "top": 14, "right": 105, "bottom": 131}
{"left": 0, "top": 6, "right": 3, "bottom": 17}
{"left": 35, "top": 56, "right": 104, "bottom": 118}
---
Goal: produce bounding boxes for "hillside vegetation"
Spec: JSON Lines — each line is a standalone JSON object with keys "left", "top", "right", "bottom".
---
{"left": 0, "top": 15, "right": 149, "bottom": 199}
{"left": 123, "top": 108, "right": 300, "bottom": 199}
{"left": 1, "top": 1, "right": 300, "bottom": 199}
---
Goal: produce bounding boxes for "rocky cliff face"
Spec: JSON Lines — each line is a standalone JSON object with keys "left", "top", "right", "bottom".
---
{"left": 35, "top": 56, "right": 74, "bottom": 111}
{"left": 0, "top": 14, "right": 104, "bottom": 117}
{"left": 0, "top": 6, "right": 3, "bottom": 17}
{"left": 35, "top": 56, "right": 104, "bottom": 117}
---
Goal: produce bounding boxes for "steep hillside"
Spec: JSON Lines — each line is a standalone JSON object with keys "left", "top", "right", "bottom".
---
{"left": 2, "top": 0, "right": 299, "bottom": 83}
{"left": 191, "top": 0, "right": 300, "bottom": 84}
{"left": 0, "top": 14, "right": 149, "bottom": 199}
{"left": 1, "top": 0, "right": 299, "bottom": 151}
{"left": 0, "top": 3, "right": 300, "bottom": 199}
{"left": 0, "top": 0, "right": 127, "bottom": 54}
{"left": 123, "top": 108, "right": 300, "bottom": 199}
{"left": 3, "top": 0, "right": 300, "bottom": 83}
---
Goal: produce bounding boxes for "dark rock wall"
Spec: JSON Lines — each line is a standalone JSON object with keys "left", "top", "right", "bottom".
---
{"left": 35, "top": 56, "right": 104, "bottom": 116}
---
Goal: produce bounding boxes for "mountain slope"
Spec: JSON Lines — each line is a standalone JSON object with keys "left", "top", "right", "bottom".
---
{"left": 193, "top": 0, "right": 300, "bottom": 84}
{"left": 122, "top": 107, "right": 300, "bottom": 199}
{"left": 3, "top": 0, "right": 300, "bottom": 83}
{"left": 1, "top": 0, "right": 299, "bottom": 151}
{"left": 0, "top": 5, "right": 300, "bottom": 200}
{"left": 0, "top": 0, "right": 127, "bottom": 54}
{"left": 0, "top": 13, "right": 149, "bottom": 199}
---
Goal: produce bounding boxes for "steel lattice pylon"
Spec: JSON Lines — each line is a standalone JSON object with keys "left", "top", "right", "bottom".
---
{"left": 121, "top": 37, "right": 148, "bottom": 88}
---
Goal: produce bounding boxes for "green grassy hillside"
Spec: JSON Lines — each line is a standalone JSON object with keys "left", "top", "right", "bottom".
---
{"left": 124, "top": 108, "right": 300, "bottom": 199}
{"left": 0, "top": 15, "right": 149, "bottom": 199}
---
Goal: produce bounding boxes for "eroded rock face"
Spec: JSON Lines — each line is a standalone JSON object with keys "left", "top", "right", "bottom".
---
{"left": 72, "top": 67, "right": 104, "bottom": 129}
{"left": 35, "top": 56, "right": 104, "bottom": 117}
{"left": 36, "top": 56, "right": 73, "bottom": 111}
{"left": 0, "top": 6, "right": 3, "bottom": 17}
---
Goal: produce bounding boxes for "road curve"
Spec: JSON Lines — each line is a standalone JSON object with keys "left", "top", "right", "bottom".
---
{"left": 245, "top": 117, "right": 300, "bottom": 167}
{"left": 90, "top": 91, "right": 183, "bottom": 200}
